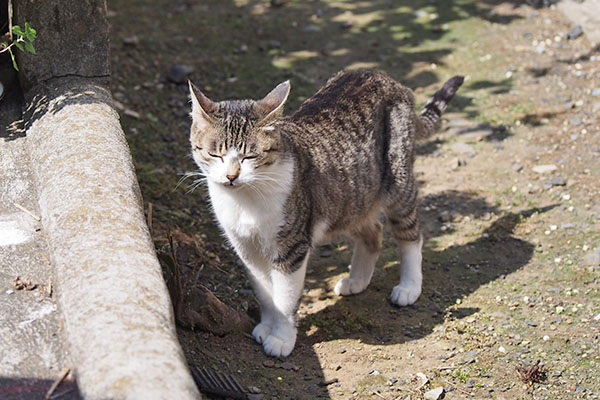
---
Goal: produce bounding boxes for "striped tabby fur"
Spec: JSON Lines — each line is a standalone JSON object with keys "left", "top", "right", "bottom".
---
{"left": 188, "top": 70, "right": 463, "bottom": 357}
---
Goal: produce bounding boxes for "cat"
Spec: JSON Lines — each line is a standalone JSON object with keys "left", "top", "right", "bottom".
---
{"left": 187, "top": 70, "right": 463, "bottom": 358}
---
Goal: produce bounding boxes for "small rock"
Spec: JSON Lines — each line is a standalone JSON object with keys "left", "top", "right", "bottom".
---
{"left": 166, "top": 64, "right": 195, "bottom": 84}
{"left": 439, "top": 211, "right": 452, "bottom": 222}
{"left": 247, "top": 394, "right": 264, "bottom": 400}
{"left": 582, "top": 250, "right": 600, "bottom": 266}
{"left": 532, "top": 164, "right": 557, "bottom": 174}
{"left": 547, "top": 177, "right": 566, "bottom": 186}
{"left": 270, "top": 0, "right": 287, "bottom": 7}
{"left": 122, "top": 35, "right": 139, "bottom": 46}
{"left": 340, "top": 347, "right": 347, "bottom": 354}
{"left": 268, "top": 40, "right": 281, "bottom": 50}
{"left": 465, "top": 379, "right": 474, "bottom": 388}
{"left": 592, "top": 88, "right": 600, "bottom": 97}
{"left": 565, "top": 25, "right": 583, "bottom": 40}
{"left": 302, "top": 24, "right": 320, "bottom": 33}
{"left": 451, "top": 157, "right": 467, "bottom": 168}
{"left": 424, "top": 386, "right": 444, "bottom": 400}
{"left": 341, "top": 20, "right": 354, "bottom": 29}
{"left": 512, "top": 163, "right": 524, "bottom": 172}
{"left": 460, "top": 350, "right": 479, "bottom": 365}
{"left": 569, "top": 116, "right": 583, "bottom": 126}
{"left": 280, "top": 362, "right": 295, "bottom": 371}
{"left": 263, "top": 359, "right": 275, "bottom": 368}
{"left": 527, "top": 320, "right": 538, "bottom": 327}
{"left": 248, "top": 386, "right": 261, "bottom": 394}
{"left": 498, "top": 346, "right": 507, "bottom": 353}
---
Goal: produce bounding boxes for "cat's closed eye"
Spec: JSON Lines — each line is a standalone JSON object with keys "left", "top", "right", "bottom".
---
{"left": 241, "top": 155, "right": 258, "bottom": 163}
{"left": 208, "top": 153, "right": 223, "bottom": 162}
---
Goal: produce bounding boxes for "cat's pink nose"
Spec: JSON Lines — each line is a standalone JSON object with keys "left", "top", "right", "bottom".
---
{"left": 226, "top": 174, "right": 238, "bottom": 182}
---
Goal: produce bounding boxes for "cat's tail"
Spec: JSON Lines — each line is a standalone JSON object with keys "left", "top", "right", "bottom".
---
{"left": 416, "top": 75, "right": 464, "bottom": 139}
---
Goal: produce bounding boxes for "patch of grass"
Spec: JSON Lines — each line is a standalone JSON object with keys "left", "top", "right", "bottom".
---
{"left": 451, "top": 368, "right": 469, "bottom": 383}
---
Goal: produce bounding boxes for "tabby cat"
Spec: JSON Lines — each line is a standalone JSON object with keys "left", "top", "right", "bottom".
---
{"left": 188, "top": 70, "right": 463, "bottom": 358}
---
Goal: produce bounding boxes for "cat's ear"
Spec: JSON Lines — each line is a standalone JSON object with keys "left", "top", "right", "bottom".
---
{"left": 189, "top": 80, "right": 217, "bottom": 126}
{"left": 256, "top": 80, "right": 291, "bottom": 121}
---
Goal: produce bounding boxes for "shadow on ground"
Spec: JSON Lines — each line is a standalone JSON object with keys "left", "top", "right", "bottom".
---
{"left": 105, "top": 0, "right": 547, "bottom": 398}
{"left": 0, "top": 377, "right": 80, "bottom": 400}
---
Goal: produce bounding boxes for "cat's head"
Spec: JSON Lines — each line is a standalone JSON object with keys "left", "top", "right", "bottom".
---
{"left": 188, "top": 80, "right": 290, "bottom": 188}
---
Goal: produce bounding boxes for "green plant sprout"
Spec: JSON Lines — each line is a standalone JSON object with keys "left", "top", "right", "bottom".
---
{"left": 1, "top": 22, "right": 37, "bottom": 71}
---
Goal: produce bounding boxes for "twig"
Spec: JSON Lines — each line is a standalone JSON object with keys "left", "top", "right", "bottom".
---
{"left": 8, "top": 0, "right": 13, "bottom": 41}
{"left": 371, "top": 390, "right": 390, "bottom": 400}
{"left": 13, "top": 202, "right": 41, "bottom": 221}
{"left": 45, "top": 367, "right": 70, "bottom": 399}
{"left": 41, "top": 253, "right": 51, "bottom": 265}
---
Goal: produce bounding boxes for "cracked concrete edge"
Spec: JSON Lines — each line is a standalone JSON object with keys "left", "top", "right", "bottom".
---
{"left": 12, "top": 1, "right": 200, "bottom": 397}
{"left": 23, "top": 80, "right": 200, "bottom": 399}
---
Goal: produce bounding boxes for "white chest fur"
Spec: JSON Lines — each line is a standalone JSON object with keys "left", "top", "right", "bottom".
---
{"left": 206, "top": 160, "right": 293, "bottom": 260}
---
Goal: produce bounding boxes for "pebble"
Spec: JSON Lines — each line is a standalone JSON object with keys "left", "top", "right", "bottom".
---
{"left": 302, "top": 24, "right": 320, "bottom": 33}
{"left": 424, "top": 386, "right": 444, "bottom": 400}
{"left": 450, "top": 157, "right": 467, "bottom": 168}
{"left": 263, "top": 359, "right": 275, "bottom": 368}
{"left": 498, "top": 346, "right": 507, "bottom": 353}
{"left": 592, "top": 88, "right": 600, "bottom": 97}
{"left": 465, "top": 379, "right": 475, "bottom": 388}
{"left": 460, "top": 350, "right": 479, "bottom": 364}
{"left": 512, "top": 163, "right": 524, "bottom": 172}
{"left": 280, "top": 362, "right": 295, "bottom": 371}
{"left": 166, "top": 63, "right": 195, "bottom": 84}
{"left": 582, "top": 250, "right": 600, "bottom": 266}
{"left": 532, "top": 164, "right": 557, "bottom": 174}
{"left": 248, "top": 386, "right": 261, "bottom": 394}
{"left": 122, "top": 35, "right": 139, "bottom": 46}
{"left": 547, "top": 177, "right": 566, "bottom": 186}
{"left": 565, "top": 25, "right": 583, "bottom": 40}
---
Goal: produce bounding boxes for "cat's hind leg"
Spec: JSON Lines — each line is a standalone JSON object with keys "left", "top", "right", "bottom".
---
{"left": 334, "top": 219, "right": 383, "bottom": 296}
{"left": 388, "top": 206, "right": 423, "bottom": 306}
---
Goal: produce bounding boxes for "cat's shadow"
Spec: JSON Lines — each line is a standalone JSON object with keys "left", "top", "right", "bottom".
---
{"left": 299, "top": 191, "right": 554, "bottom": 351}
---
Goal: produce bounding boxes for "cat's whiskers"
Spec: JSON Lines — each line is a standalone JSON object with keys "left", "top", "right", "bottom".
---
{"left": 186, "top": 177, "right": 208, "bottom": 194}
{"left": 177, "top": 170, "right": 209, "bottom": 194}
{"left": 244, "top": 180, "right": 268, "bottom": 203}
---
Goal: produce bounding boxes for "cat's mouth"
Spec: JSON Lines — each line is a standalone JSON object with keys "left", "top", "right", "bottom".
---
{"left": 222, "top": 181, "right": 242, "bottom": 188}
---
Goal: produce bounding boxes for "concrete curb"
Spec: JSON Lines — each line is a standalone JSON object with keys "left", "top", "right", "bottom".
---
{"left": 24, "top": 80, "right": 200, "bottom": 399}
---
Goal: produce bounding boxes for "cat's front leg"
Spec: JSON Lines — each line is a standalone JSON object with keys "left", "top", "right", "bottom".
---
{"left": 261, "top": 253, "right": 309, "bottom": 358}
{"left": 247, "top": 269, "right": 276, "bottom": 344}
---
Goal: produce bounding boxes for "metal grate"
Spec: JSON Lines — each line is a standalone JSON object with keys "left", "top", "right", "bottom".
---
{"left": 190, "top": 367, "right": 247, "bottom": 399}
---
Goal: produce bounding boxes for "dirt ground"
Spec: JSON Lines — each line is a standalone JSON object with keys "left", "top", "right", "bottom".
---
{"left": 106, "top": 0, "right": 599, "bottom": 399}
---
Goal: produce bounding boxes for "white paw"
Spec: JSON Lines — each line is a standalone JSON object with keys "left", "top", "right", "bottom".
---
{"left": 252, "top": 322, "right": 273, "bottom": 344}
{"left": 334, "top": 277, "right": 368, "bottom": 296}
{"left": 391, "top": 282, "right": 421, "bottom": 306}
{"left": 263, "top": 335, "right": 296, "bottom": 357}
